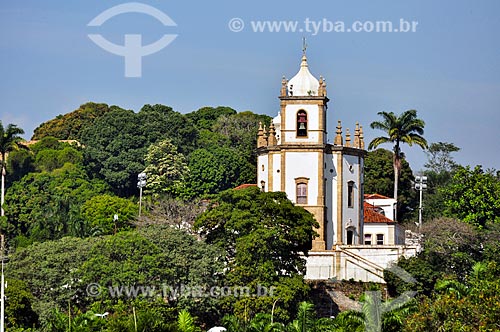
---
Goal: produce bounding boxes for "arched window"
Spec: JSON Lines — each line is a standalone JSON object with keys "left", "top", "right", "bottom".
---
{"left": 347, "top": 230, "right": 354, "bottom": 245}
{"left": 347, "top": 181, "right": 355, "bottom": 208}
{"left": 260, "top": 180, "right": 266, "bottom": 192}
{"left": 296, "top": 110, "right": 307, "bottom": 137}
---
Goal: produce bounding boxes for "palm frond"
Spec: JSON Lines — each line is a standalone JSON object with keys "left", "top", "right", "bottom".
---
{"left": 178, "top": 309, "right": 197, "bottom": 332}
{"left": 368, "top": 136, "right": 391, "bottom": 150}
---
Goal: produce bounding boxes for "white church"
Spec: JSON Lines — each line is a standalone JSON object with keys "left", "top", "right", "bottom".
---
{"left": 255, "top": 52, "right": 418, "bottom": 283}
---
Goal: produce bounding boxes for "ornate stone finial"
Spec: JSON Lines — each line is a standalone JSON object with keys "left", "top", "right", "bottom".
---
{"left": 318, "top": 76, "right": 324, "bottom": 96}
{"left": 268, "top": 123, "right": 277, "bottom": 146}
{"left": 257, "top": 122, "right": 267, "bottom": 148}
{"left": 345, "top": 128, "right": 351, "bottom": 147}
{"left": 281, "top": 76, "right": 287, "bottom": 96}
{"left": 359, "top": 125, "right": 365, "bottom": 150}
{"left": 334, "top": 120, "right": 343, "bottom": 146}
{"left": 354, "top": 122, "right": 360, "bottom": 148}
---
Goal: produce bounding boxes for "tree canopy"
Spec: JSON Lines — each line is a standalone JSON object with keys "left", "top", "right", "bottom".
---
{"left": 195, "top": 186, "right": 317, "bottom": 321}
{"left": 32, "top": 102, "right": 116, "bottom": 140}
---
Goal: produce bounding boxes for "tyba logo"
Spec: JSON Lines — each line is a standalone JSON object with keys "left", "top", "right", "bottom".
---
{"left": 88, "top": 2, "right": 177, "bottom": 77}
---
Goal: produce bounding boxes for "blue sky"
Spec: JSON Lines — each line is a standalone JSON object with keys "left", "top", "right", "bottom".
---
{"left": 1, "top": 0, "right": 499, "bottom": 171}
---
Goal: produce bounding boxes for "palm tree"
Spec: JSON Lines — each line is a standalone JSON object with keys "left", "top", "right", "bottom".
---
{"left": 0, "top": 122, "right": 25, "bottom": 216}
{"left": 287, "top": 302, "right": 315, "bottom": 332}
{"left": 368, "top": 110, "right": 427, "bottom": 220}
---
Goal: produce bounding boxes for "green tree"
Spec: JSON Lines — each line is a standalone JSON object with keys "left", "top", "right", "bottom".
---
{"left": 6, "top": 149, "right": 35, "bottom": 184}
{"left": 143, "top": 139, "right": 190, "bottom": 197}
{"left": 81, "top": 108, "right": 146, "bottom": 196}
{"left": 186, "top": 147, "right": 253, "bottom": 198}
{"left": 186, "top": 106, "right": 237, "bottom": 131}
{"left": 79, "top": 226, "right": 223, "bottom": 326}
{"left": 212, "top": 111, "right": 272, "bottom": 163}
{"left": 364, "top": 149, "right": 416, "bottom": 221}
{"left": 6, "top": 236, "right": 96, "bottom": 327}
{"left": 368, "top": 110, "right": 428, "bottom": 219}
{"left": 424, "top": 142, "right": 460, "bottom": 174}
{"left": 0, "top": 122, "right": 25, "bottom": 215}
{"left": 32, "top": 102, "right": 116, "bottom": 140}
{"left": 81, "top": 194, "right": 138, "bottom": 235}
{"left": 195, "top": 187, "right": 317, "bottom": 321}
{"left": 4, "top": 163, "right": 109, "bottom": 241}
{"left": 138, "top": 104, "right": 199, "bottom": 155}
{"left": 385, "top": 218, "right": 482, "bottom": 297}
{"left": 4, "top": 278, "right": 39, "bottom": 329}
{"left": 420, "top": 142, "right": 461, "bottom": 220}
{"left": 81, "top": 105, "right": 199, "bottom": 196}
{"left": 404, "top": 262, "right": 500, "bottom": 331}
{"left": 442, "top": 165, "right": 500, "bottom": 228}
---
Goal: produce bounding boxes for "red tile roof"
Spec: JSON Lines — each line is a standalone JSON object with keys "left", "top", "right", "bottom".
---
{"left": 364, "top": 202, "right": 394, "bottom": 223}
{"left": 233, "top": 184, "right": 258, "bottom": 190}
{"left": 364, "top": 193, "right": 392, "bottom": 200}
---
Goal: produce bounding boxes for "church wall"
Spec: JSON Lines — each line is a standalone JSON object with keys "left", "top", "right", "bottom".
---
{"left": 272, "top": 153, "right": 281, "bottom": 191}
{"left": 325, "top": 152, "right": 338, "bottom": 250}
{"left": 284, "top": 151, "right": 319, "bottom": 203}
{"left": 342, "top": 154, "right": 362, "bottom": 244}
{"left": 257, "top": 154, "right": 268, "bottom": 191}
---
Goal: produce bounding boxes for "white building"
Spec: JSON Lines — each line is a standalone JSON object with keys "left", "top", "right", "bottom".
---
{"left": 256, "top": 52, "right": 417, "bottom": 283}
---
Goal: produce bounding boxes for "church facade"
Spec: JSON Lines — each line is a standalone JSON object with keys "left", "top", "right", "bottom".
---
{"left": 256, "top": 53, "right": 417, "bottom": 283}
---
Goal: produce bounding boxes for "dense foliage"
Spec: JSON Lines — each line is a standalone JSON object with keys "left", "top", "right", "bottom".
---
{"left": 32, "top": 102, "right": 115, "bottom": 140}
{"left": 1, "top": 104, "right": 499, "bottom": 331}
{"left": 195, "top": 187, "right": 317, "bottom": 321}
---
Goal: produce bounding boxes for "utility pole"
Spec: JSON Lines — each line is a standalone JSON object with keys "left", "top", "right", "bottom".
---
{"left": 415, "top": 176, "right": 428, "bottom": 229}
{"left": 1, "top": 167, "right": 5, "bottom": 216}
{"left": 137, "top": 172, "right": 147, "bottom": 218}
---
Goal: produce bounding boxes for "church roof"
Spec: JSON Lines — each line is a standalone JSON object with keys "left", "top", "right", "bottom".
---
{"left": 287, "top": 55, "right": 320, "bottom": 96}
{"left": 364, "top": 193, "right": 392, "bottom": 200}
{"left": 233, "top": 184, "right": 257, "bottom": 190}
{"left": 364, "top": 202, "right": 394, "bottom": 223}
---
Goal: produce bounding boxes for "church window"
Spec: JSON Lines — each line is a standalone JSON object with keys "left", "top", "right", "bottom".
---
{"left": 295, "top": 177, "right": 309, "bottom": 204}
{"left": 297, "top": 110, "right": 308, "bottom": 137}
{"left": 347, "top": 181, "right": 355, "bottom": 208}
{"left": 260, "top": 181, "right": 266, "bottom": 192}
{"left": 364, "top": 234, "right": 372, "bottom": 245}
{"left": 296, "top": 183, "right": 307, "bottom": 204}
{"left": 376, "top": 234, "right": 384, "bottom": 245}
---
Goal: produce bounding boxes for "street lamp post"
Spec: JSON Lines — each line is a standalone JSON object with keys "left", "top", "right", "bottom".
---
{"left": 1, "top": 234, "right": 5, "bottom": 332}
{"left": 137, "top": 173, "right": 147, "bottom": 217}
{"left": 415, "top": 176, "right": 428, "bottom": 229}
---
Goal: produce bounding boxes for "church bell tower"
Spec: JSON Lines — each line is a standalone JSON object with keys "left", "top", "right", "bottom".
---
{"left": 257, "top": 50, "right": 365, "bottom": 251}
